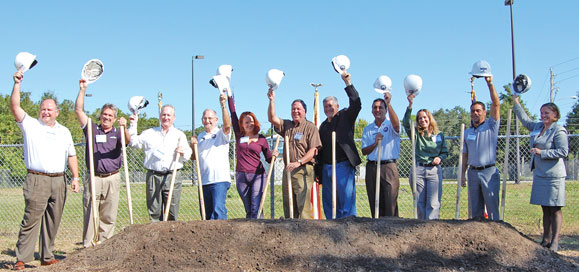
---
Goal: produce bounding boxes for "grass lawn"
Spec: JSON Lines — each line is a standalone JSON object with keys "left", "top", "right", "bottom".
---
{"left": 1, "top": 180, "right": 578, "bottom": 268}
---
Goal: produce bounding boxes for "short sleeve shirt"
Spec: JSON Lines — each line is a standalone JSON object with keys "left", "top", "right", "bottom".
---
{"left": 83, "top": 121, "right": 123, "bottom": 174}
{"left": 463, "top": 116, "right": 500, "bottom": 167}
{"left": 197, "top": 127, "right": 231, "bottom": 185}
{"left": 18, "top": 114, "right": 76, "bottom": 173}
{"left": 275, "top": 119, "right": 322, "bottom": 164}
{"left": 361, "top": 120, "right": 400, "bottom": 161}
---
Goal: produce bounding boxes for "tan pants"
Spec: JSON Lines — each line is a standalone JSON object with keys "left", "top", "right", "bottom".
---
{"left": 282, "top": 164, "right": 314, "bottom": 219}
{"left": 15, "top": 174, "right": 67, "bottom": 263}
{"left": 82, "top": 173, "right": 121, "bottom": 247}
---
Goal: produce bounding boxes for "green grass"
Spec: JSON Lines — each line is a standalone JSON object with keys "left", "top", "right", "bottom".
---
{"left": 1, "top": 180, "right": 579, "bottom": 251}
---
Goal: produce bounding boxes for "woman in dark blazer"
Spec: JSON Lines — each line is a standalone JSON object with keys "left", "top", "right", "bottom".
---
{"left": 513, "top": 95, "right": 568, "bottom": 252}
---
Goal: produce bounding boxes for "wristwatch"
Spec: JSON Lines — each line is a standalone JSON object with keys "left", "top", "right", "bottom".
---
{"left": 298, "top": 159, "right": 303, "bottom": 166}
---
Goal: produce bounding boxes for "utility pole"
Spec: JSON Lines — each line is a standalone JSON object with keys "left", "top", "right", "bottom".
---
{"left": 505, "top": 0, "right": 521, "bottom": 183}
{"left": 550, "top": 68, "right": 556, "bottom": 103}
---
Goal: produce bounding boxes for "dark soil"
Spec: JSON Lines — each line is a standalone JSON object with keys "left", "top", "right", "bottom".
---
{"left": 35, "top": 217, "right": 577, "bottom": 271}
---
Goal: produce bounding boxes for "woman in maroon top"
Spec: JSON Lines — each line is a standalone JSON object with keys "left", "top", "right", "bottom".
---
{"left": 228, "top": 96, "right": 276, "bottom": 218}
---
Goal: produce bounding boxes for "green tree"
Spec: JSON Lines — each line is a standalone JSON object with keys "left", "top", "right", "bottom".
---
{"left": 565, "top": 94, "right": 579, "bottom": 160}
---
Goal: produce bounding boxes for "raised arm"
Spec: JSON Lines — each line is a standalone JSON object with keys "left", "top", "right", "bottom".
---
{"left": 74, "top": 79, "right": 89, "bottom": 127}
{"left": 342, "top": 72, "right": 362, "bottom": 123}
{"left": 486, "top": 76, "right": 500, "bottom": 121}
{"left": 267, "top": 88, "right": 283, "bottom": 130}
{"left": 512, "top": 95, "right": 536, "bottom": 131}
{"left": 220, "top": 93, "right": 231, "bottom": 135}
{"left": 10, "top": 71, "right": 26, "bottom": 122}
{"left": 385, "top": 92, "right": 400, "bottom": 133}
{"left": 402, "top": 94, "right": 415, "bottom": 136}
{"left": 227, "top": 95, "right": 241, "bottom": 135}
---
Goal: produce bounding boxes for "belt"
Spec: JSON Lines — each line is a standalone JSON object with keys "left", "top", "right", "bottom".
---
{"left": 417, "top": 162, "right": 436, "bottom": 167}
{"left": 469, "top": 164, "right": 495, "bottom": 170}
{"left": 367, "top": 159, "right": 396, "bottom": 165}
{"left": 94, "top": 170, "right": 120, "bottom": 178}
{"left": 27, "top": 169, "right": 64, "bottom": 177}
{"left": 149, "top": 169, "right": 179, "bottom": 176}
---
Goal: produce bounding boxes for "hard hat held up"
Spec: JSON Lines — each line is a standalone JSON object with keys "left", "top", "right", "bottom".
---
{"left": 266, "top": 69, "right": 285, "bottom": 91}
{"left": 514, "top": 74, "right": 532, "bottom": 94}
{"left": 373, "top": 75, "right": 392, "bottom": 94}
{"left": 81, "top": 59, "right": 104, "bottom": 84}
{"left": 331, "top": 55, "right": 350, "bottom": 74}
{"left": 469, "top": 60, "right": 492, "bottom": 78}
{"left": 128, "top": 96, "right": 149, "bottom": 115}
{"left": 14, "top": 52, "right": 38, "bottom": 72}
{"left": 404, "top": 74, "right": 423, "bottom": 97}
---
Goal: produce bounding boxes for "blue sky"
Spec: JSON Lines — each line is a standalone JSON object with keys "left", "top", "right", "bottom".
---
{"left": 1, "top": 1, "right": 578, "bottom": 132}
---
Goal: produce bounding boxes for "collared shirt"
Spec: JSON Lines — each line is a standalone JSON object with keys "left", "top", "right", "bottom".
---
{"left": 361, "top": 119, "right": 400, "bottom": 161}
{"left": 463, "top": 116, "right": 500, "bottom": 167}
{"left": 83, "top": 121, "right": 123, "bottom": 174}
{"left": 129, "top": 125, "right": 192, "bottom": 172}
{"left": 275, "top": 119, "right": 322, "bottom": 164}
{"left": 402, "top": 108, "right": 449, "bottom": 164}
{"left": 197, "top": 127, "right": 231, "bottom": 185}
{"left": 228, "top": 96, "right": 272, "bottom": 174}
{"left": 18, "top": 114, "right": 76, "bottom": 173}
{"left": 319, "top": 114, "right": 348, "bottom": 164}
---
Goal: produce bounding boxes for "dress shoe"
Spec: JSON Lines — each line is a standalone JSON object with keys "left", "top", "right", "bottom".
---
{"left": 41, "top": 259, "right": 59, "bottom": 266}
{"left": 13, "top": 261, "right": 25, "bottom": 270}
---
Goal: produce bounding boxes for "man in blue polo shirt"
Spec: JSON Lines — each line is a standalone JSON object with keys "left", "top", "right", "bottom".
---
{"left": 460, "top": 75, "right": 501, "bottom": 221}
{"left": 75, "top": 79, "right": 131, "bottom": 247}
{"left": 361, "top": 92, "right": 401, "bottom": 218}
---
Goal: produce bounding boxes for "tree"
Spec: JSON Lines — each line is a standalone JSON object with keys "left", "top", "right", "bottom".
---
{"left": 565, "top": 93, "right": 579, "bottom": 160}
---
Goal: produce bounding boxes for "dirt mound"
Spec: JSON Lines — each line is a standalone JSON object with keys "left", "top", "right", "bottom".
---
{"left": 37, "top": 217, "right": 575, "bottom": 271}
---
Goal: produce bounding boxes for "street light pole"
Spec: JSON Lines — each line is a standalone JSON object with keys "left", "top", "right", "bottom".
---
{"left": 192, "top": 55, "right": 205, "bottom": 134}
{"left": 505, "top": 0, "right": 521, "bottom": 184}
{"left": 505, "top": 0, "right": 516, "bottom": 79}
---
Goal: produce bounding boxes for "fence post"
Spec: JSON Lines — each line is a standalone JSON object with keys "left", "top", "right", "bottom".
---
{"left": 515, "top": 117, "right": 521, "bottom": 184}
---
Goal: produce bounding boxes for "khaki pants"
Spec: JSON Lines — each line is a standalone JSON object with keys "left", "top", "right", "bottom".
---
{"left": 82, "top": 172, "right": 121, "bottom": 247}
{"left": 146, "top": 170, "right": 182, "bottom": 221}
{"left": 282, "top": 164, "right": 314, "bottom": 219}
{"left": 15, "top": 174, "right": 67, "bottom": 263}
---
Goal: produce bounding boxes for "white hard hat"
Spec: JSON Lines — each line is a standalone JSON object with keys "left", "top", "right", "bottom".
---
{"left": 14, "top": 52, "right": 38, "bottom": 72}
{"left": 265, "top": 69, "right": 285, "bottom": 91}
{"left": 217, "top": 64, "right": 233, "bottom": 81}
{"left": 469, "top": 60, "right": 492, "bottom": 77}
{"left": 514, "top": 74, "right": 532, "bottom": 94}
{"left": 373, "top": 75, "right": 392, "bottom": 94}
{"left": 331, "top": 55, "right": 350, "bottom": 74}
{"left": 81, "top": 59, "right": 104, "bottom": 84}
{"left": 210, "top": 74, "right": 230, "bottom": 95}
{"left": 404, "top": 74, "right": 423, "bottom": 96}
{"left": 128, "top": 96, "right": 149, "bottom": 114}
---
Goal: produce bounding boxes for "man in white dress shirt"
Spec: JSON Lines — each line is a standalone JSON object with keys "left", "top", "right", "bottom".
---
{"left": 129, "top": 105, "right": 192, "bottom": 221}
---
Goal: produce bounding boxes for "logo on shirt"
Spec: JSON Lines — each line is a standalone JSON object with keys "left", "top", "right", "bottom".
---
{"left": 383, "top": 126, "right": 389, "bottom": 132}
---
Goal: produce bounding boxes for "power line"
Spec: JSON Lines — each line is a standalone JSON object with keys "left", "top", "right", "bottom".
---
{"left": 552, "top": 57, "right": 579, "bottom": 68}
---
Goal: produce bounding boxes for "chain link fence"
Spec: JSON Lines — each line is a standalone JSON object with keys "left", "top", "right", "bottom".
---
{"left": 1, "top": 126, "right": 579, "bottom": 246}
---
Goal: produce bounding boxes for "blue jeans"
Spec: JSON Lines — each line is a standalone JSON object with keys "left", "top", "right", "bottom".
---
{"left": 235, "top": 172, "right": 266, "bottom": 219}
{"left": 322, "top": 161, "right": 356, "bottom": 219}
{"left": 202, "top": 182, "right": 230, "bottom": 220}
